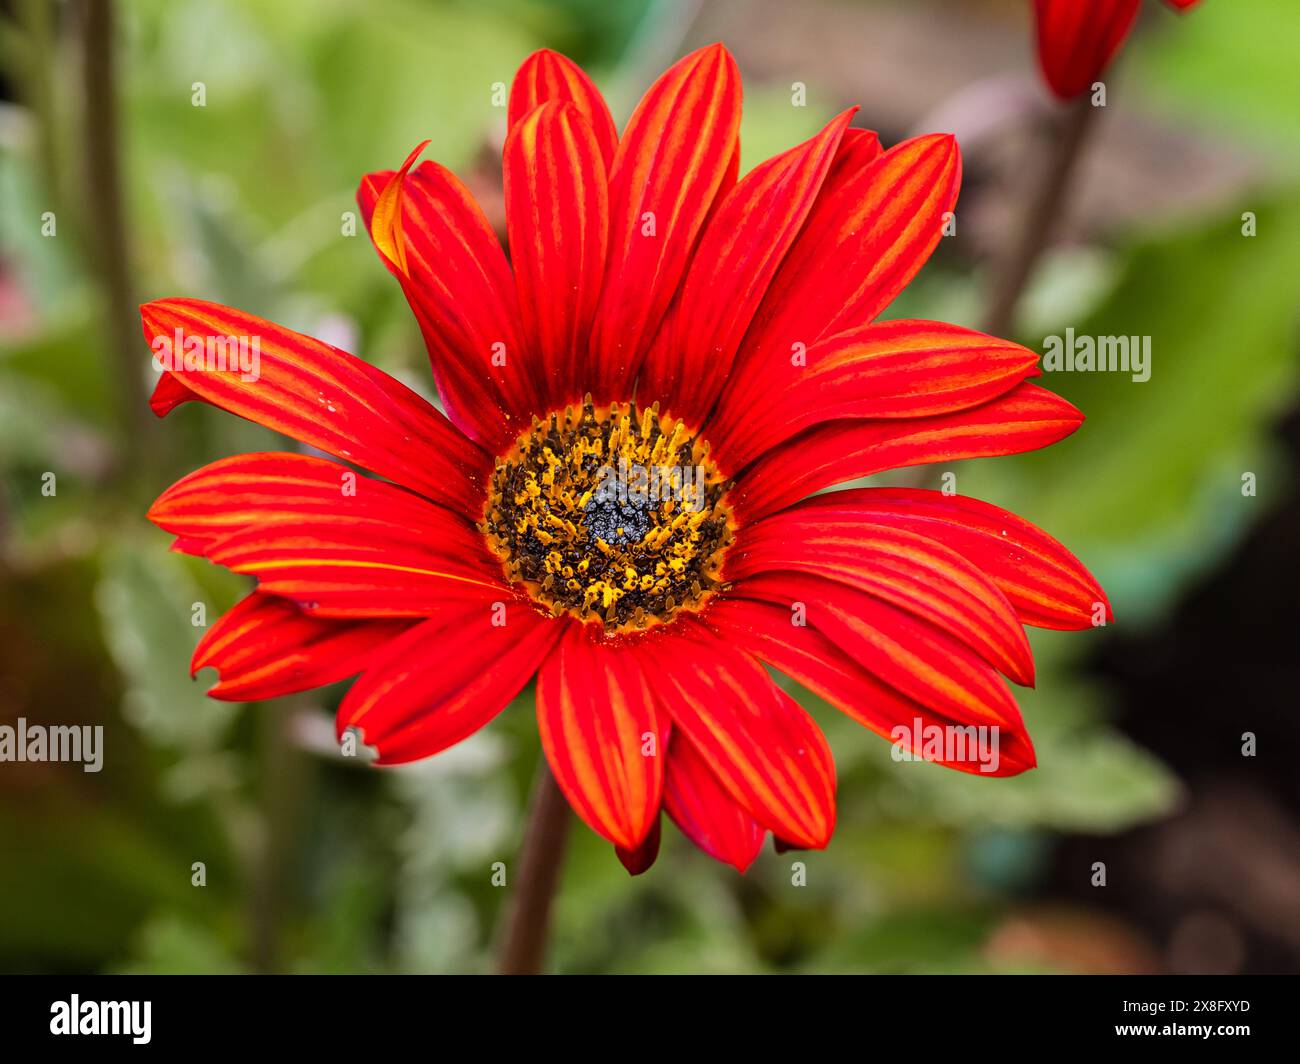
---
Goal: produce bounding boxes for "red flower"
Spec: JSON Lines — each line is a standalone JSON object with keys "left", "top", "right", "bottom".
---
{"left": 145, "top": 45, "right": 1108, "bottom": 874}
{"left": 1034, "top": 0, "right": 1202, "bottom": 100}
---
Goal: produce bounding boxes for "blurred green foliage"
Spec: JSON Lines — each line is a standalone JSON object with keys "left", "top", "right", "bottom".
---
{"left": 0, "top": 0, "right": 1295, "bottom": 974}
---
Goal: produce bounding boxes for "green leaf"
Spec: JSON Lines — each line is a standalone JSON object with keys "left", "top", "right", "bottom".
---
{"left": 95, "top": 539, "right": 243, "bottom": 760}
{"left": 877, "top": 672, "right": 1181, "bottom": 834}
{"left": 1134, "top": 0, "right": 1300, "bottom": 154}
{"left": 116, "top": 914, "right": 246, "bottom": 975}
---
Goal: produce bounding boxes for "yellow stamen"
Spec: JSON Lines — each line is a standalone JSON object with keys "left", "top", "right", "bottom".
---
{"left": 482, "top": 397, "right": 733, "bottom": 632}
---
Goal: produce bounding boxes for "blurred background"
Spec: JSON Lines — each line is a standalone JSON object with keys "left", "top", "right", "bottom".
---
{"left": 1, "top": 0, "right": 1298, "bottom": 974}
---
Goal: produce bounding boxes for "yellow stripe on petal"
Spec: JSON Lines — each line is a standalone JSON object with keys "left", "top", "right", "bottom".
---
{"left": 370, "top": 139, "right": 429, "bottom": 277}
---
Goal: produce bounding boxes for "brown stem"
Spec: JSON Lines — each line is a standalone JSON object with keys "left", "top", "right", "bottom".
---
{"left": 496, "top": 759, "right": 572, "bottom": 975}
{"left": 983, "top": 92, "right": 1099, "bottom": 338}
{"left": 80, "top": 0, "right": 154, "bottom": 462}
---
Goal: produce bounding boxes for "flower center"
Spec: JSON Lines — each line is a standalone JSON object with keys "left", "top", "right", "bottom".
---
{"left": 483, "top": 398, "right": 734, "bottom": 631}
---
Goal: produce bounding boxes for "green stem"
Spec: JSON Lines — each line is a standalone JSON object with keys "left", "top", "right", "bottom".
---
{"left": 248, "top": 700, "right": 310, "bottom": 972}
{"left": 80, "top": 0, "right": 154, "bottom": 465}
{"left": 12, "top": 0, "right": 62, "bottom": 209}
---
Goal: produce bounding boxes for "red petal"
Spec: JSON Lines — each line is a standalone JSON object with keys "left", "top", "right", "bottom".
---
{"left": 1033, "top": 0, "right": 1140, "bottom": 100}
{"left": 150, "top": 369, "right": 192, "bottom": 415}
{"left": 796, "top": 487, "right": 1111, "bottom": 629}
{"left": 588, "top": 43, "right": 742, "bottom": 401}
{"left": 638, "top": 108, "right": 857, "bottom": 426}
{"left": 727, "top": 511, "right": 1034, "bottom": 686}
{"left": 337, "top": 605, "right": 565, "bottom": 765}
{"left": 705, "top": 595, "right": 1035, "bottom": 776}
{"left": 710, "top": 142, "right": 742, "bottom": 222}
{"left": 192, "top": 592, "right": 409, "bottom": 702}
{"left": 535, "top": 624, "right": 667, "bottom": 850}
{"left": 824, "top": 128, "right": 883, "bottom": 188}
{"left": 503, "top": 101, "right": 609, "bottom": 412}
{"left": 150, "top": 451, "right": 503, "bottom": 617}
{"left": 732, "top": 382, "right": 1084, "bottom": 521}
{"left": 633, "top": 621, "right": 836, "bottom": 849}
{"left": 720, "top": 133, "right": 961, "bottom": 429}
{"left": 201, "top": 517, "right": 506, "bottom": 618}
{"left": 732, "top": 572, "right": 1028, "bottom": 742}
{"left": 357, "top": 155, "right": 536, "bottom": 450}
{"left": 711, "top": 320, "right": 1040, "bottom": 471}
{"left": 141, "top": 299, "right": 488, "bottom": 516}
{"left": 615, "top": 815, "right": 662, "bottom": 876}
{"left": 509, "top": 49, "right": 618, "bottom": 170}
{"left": 663, "top": 731, "right": 766, "bottom": 871}
{"left": 168, "top": 535, "right": 213, "bottom": 556}
{"left": 148, "top": 451, "right": 466, "bottom": 554}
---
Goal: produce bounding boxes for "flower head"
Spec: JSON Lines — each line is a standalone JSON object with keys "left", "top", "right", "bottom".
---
{"left": 1034, "top": 0, "right": 1202, "bottom": 100}
{"left": 145, "top": 45, "right": 1108, "bottom": 873}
